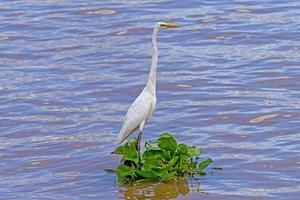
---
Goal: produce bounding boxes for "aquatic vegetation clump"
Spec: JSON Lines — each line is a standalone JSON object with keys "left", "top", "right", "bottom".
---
{"left": 112, "top": 133, "right": 212, "bottom": 183}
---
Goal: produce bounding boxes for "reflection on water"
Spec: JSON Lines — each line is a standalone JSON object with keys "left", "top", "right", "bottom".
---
{"left": 118, "top": 178, "right": 212, "bottom": 199}
{"left": 119, "top": 179, "right": 191, "bottom": 199}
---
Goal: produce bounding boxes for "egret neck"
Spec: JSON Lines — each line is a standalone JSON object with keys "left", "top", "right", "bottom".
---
{"left": 146, "top": 24, "right": 159, "bottom": 95}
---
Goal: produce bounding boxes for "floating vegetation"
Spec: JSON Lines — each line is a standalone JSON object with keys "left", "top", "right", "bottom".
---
{"left": 112, "top": 133, "right": 212, "bottom": 183}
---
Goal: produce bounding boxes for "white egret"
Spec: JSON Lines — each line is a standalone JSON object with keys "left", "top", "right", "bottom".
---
{"left": 117, "top": 22, "right": 181, "bottom": 165}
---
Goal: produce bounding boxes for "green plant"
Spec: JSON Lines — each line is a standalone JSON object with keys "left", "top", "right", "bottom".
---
{"left": 112, "top": 133, "right": 212, "bottom": 183}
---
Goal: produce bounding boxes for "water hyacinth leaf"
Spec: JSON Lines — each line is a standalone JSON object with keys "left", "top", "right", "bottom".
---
{"left": 178, "top": 163, "right": 189, "bottom": 173}
{"left": 143, "top": 161, "right": 160, "bottom": 171}
{"left": 157, "top": 133, "right": 177, "bottom": 152}
{"left": 191, "top": 161, "right": 197, "bottom": 170}
{"left": 177, "top": 144, "right": 188, "bottom": 155}
{"left": 111, "top": 146, "right": 124, "bottom": 155}
{"left": 113, "top": 133, "right": 213, "bottom": 182}
{"left": 135, "top": 170, "right": 158, "bottom": 180}
{"left": 163, "top": 156, "right": 178, "bottom": 171}
{"left": 198, "top": 158, "right": 213, "bottom": 171}
{"left": 162, "top": 150, "right": 172, "bottom": 161}
{"left": 151, "top": 167, "right": 165, "bottom": 176}
{"left": 142, "top": 149, "right": 164, "bottom": 161}
{"left": 116, "top": 164, "right": 136, "bottom": 182}
{"left": 188, "top": 146, "right": 201, "bottom": 157}
{"left": 179, "top": 154, "right": 189, "bottom": 164}
{"left": 162, "top": 171, "right": 178, "bottom": 182}
{"left": 122, "top": 141, "right": 138, "bottom": 162}
{"left": 178, "top": 155, "right": 189, "bottom": 173}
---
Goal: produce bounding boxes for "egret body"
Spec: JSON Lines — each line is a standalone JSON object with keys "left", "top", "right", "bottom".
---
{"left": 117, "top": 22, "right": 181, "bottom": 164}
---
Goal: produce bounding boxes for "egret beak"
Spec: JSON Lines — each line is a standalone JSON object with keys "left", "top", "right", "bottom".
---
{"left": 161, "top": 23, "right": 181, "bottom": 28}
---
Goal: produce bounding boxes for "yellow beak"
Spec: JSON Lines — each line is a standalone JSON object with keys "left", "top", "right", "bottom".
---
{"left": 161, "top": 23, "right": 181, "bottom": 28}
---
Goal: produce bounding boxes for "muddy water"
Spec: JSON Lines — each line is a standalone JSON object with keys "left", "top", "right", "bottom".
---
{"left": 1, "top": 0, "right": 300, "bottom": 199}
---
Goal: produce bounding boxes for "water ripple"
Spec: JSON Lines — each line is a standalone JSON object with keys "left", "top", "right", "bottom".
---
{"left": 1, "top": 0, "right": 300, "bottom": 199}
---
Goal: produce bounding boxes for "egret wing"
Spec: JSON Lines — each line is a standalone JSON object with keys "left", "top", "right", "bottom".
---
{"left": 118, "top": 92, "right": 153, "bottom": 143}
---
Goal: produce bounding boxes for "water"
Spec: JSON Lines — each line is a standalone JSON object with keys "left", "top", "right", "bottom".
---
{"left": 1, "top": 0, "right": 300, "bottom": 199}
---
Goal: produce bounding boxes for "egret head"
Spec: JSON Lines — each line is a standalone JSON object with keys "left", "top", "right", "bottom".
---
{"left": 157, "top": 22, "right": 181, "bottom": 30}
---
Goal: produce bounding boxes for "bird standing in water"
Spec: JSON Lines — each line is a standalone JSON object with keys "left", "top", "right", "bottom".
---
{"left": 118, "top": 22, "right": 181, "bottom": 165}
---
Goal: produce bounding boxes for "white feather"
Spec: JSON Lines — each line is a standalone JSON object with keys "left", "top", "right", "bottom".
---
{"left": 117, "top": 22, "right": 180, "bottom": 144}
{"left": 118, "top": 87, "right": 156, "bottom": 143}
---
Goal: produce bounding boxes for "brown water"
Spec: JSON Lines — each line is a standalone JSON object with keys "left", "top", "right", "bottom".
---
{"left": 1, "top": 0, "right": 300, "bottom": 199}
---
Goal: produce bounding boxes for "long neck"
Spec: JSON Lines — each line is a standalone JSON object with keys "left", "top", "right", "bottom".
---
{"left": 146, "top": 25, "right": 159, "bottom": 95}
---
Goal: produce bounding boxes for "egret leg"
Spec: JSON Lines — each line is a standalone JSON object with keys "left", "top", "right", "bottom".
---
{"left": 136, "top": 120, "right": 145, "bottom": 168}
{"left": 135, "top": 131, "right": 142, "bottom": 168}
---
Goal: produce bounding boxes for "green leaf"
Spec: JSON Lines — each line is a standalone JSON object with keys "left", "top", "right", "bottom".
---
{"left": 143, "top": 159, "right": 161, "bottom": 171}
{"left": 157, "top": 133, "right": 177, "bottom": 153}
{"left": 179, "top": 154, "right": 189, "bottom": 164}
{"left": 135, "top": 170, "right": 158, "bottom": 180}
{"left": 191, "top": 161, "right": 198, "bottom": 170}
{"left": 122, "top": 140, "right": 138, "bottom": 162}
{"left": 177, "top": 144, "right": 188, "bottom": 155}
{"left": 161, "top": 171, "right": 178, "bottom": 182}
{"left": 112, "top": 132, "right": 214, "bottom": 183}
{"left": 116, "top": 164, "right": 136, "bottom": 182}
{"left": 151, "top": 167, "right": 165, "bottom": 177}
{"left": 111, "top": 146, "right": 124, "bottom": 155}
{"left": 162, "top": 150, "right": 172, "bottom": 161}
{"left": 198, "top": 158, "right": 213, "bottom": 172}
{"left": 188, "top": 146, "right": 201, "bottom": 157}
{"left": 163, "top": 156, "right": 179, "bottom": 171}
{"left": 178, "top": 163, "right": 189, "bottom": 173}
{"left": 142, "top": 149, "right": 164, "bottom": 161}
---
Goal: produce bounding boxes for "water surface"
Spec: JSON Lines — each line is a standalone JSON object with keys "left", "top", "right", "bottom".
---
{"left": 1, "top": 0, "right": 300, "bottom": 199}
